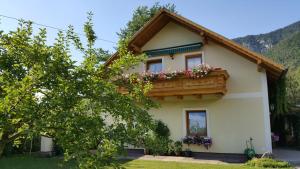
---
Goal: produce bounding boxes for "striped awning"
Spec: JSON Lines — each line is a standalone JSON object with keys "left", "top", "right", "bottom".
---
{"left": 144, "top": 42, "right": 203, "bottom": 57}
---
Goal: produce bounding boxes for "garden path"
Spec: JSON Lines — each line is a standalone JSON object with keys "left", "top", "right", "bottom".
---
{"left": 273, "top": 148, "right": 300, "bottom": 168}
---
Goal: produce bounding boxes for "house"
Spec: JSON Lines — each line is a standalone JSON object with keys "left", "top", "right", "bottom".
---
{"left": 40, "top": 9, "right": 285, "bottom": 156}
{"left": 106, "top": 9, "right": 285, "bottom": 155}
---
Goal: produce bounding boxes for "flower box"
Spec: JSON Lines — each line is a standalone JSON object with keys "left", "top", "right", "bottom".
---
{"left": 182, "top": 136, "right": 212, "bottom": 150}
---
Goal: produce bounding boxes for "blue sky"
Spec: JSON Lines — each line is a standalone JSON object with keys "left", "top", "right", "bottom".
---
{"left": 1, "top": 0, "right": 300, "bottom": 62}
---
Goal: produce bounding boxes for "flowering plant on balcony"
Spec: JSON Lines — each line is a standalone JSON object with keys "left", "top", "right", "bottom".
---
{"left": 141, "top": 63, "right": 213, "bottom": 81}
{"left": 189, "top": 64, "right": 213, "bottom": 78}
{"left": 118, "top": 64, "right": 216, "bottom": 86}
{"left": 182, "top": 135, "right": 212, "bottom": 150}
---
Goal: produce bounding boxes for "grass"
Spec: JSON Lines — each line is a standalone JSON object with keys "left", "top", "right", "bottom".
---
{"left": 245, "top": 158, "right": 292, "bottom": 168}
{"left": 0, "top": 155, "right": 74, "bottom": 169}
{"left": 0, "top": 155, "right": 294, "bottom": 169}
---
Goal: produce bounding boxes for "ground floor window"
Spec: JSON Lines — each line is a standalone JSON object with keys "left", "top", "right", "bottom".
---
{"left": 186, "top": 110, "right": 207, "bottom": 136}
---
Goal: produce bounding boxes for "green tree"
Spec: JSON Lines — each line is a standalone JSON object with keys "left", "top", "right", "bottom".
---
{"left": 286, "top": 69, "right": 300, "bottom": 144}
{"left": 286, "top": 68, "right": 300, "bottom": 108}
{"left": 117, "top": 2, "right": 176, "bottom": 40}
{"left": 0, "top": 21, "right": 54, "bottom": 156}
{"left": 0, "top": 13, "right": 157, "bottom": 169}
{"left": 41, "top": 13, "right": 156, "bottom": 168}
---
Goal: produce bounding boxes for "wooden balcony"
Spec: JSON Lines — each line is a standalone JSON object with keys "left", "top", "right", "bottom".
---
{"left": 147, "top": 70, "right": 229, "bottom": 97}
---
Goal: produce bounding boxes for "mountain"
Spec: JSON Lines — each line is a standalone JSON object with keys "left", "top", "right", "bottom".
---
{"left": 264, "top": 31, "right": 300, "bottom": 68}
{"left": 233, "top": 21, "right": 300, "bottom": 69}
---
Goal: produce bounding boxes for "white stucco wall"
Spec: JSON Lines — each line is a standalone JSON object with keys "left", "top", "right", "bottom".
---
{"left": 142, "top": 21, "right": 202, "bottom": 51}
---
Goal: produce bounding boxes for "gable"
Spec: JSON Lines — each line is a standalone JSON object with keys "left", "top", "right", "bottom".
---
{"left": 106, "top": 9, "right": 285, "bottom": 80}
{"left": 142, "top": 22, "right": 202, "bottom": 51}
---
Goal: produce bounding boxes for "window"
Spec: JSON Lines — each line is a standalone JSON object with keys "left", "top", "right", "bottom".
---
{"left": 186, "top": 110, "right": 207, "bottom": 136}
{"left": 185, "top": 54, "right": 202, "bottom": 70}
{"left": 146, "top": 59, "right": 162, "bottom": 73}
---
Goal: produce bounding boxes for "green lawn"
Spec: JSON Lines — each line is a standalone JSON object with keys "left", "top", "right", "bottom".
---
{"left": 0, "top": 155, "right": 293, "bottom": 169}
{"left": 0, "top": 155, "right": 74, "bottom": 169}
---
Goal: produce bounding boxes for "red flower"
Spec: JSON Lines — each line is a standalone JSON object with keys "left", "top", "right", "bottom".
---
{"left": 184, "top": 70, "right": 193, "bottom": 78}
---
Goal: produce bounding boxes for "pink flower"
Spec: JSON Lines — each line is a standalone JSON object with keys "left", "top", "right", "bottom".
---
{"left": 123, "top": 63, "right": 214, "bottom": 82}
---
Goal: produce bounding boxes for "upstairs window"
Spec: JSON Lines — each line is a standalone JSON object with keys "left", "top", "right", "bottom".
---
{"left": 146, "top": 59, "right": 162, "bottom": 73}
{"left": 186, "top": 54, "right": 202, "bottom": 70}
{"left": 186, "top": 110, "right": 207, "bottom": 136}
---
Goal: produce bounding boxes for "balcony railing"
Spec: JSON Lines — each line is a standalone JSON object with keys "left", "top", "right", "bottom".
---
{"left": 147, "top": 70, "right": 229, "bottom": 97}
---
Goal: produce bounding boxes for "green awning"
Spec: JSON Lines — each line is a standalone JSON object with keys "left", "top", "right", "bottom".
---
{"left": 144, "top": 42, "right": 203, "bottom": 57}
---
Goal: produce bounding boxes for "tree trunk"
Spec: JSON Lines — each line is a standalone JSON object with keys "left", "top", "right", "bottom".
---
{"left": 29, "top": 137, "right": 33, "bottom": 155}
{"left": 0, "top": 141, "right": 6, "bottom": 158}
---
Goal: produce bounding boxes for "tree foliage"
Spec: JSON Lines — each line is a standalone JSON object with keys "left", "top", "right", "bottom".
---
{"left": 269, "top": 77, "right": 288, "bottom": 115}
{"left": 0, "top": 21, "right": 54, "bottom": 156}
{"left": 0, "top": 13, "right": 157, "bottom": 169}
{"left": 117, "top": 2, "right": 176, "bottom": 40}
{"left": 286, "top": 68, "right": 300, "bottom": 109}
{"left": 264, "top": 32, "right": 300, "bottom": 70}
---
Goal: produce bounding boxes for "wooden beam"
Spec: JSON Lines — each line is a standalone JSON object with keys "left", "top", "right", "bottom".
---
{"left": 176, "top": 95, "right": 183, "bottom": 100}
{"left": 169, "top": 53, "right": 174, "bottom": 60}
{"left": 257, "top": 59, "right": 263, "bottom": 72}
{"left": 200, "top": 31, "right": 208, "bottom": 44}
{"left": 131, "top": 44, "right": 142, "bottom": 53}
{"left": 194, "top": 95, "right": 202, "bottom": 99}
{"left": 216, "top": 93, "right": 224, "bottom": 97}
{"left": 203, "top": 36, "right": 208, "bottom": 45}
{"left": 155, "top": 96, "right": 164, "bottom": 101}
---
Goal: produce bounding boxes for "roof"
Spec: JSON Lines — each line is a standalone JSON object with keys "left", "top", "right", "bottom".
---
{"left": 105, "top": 9, "right": 285, "bottom": 80}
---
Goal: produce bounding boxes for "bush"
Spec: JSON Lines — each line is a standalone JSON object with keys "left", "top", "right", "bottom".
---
{"left": 3, "top": 136, "right": 40, "bottom": 156}
{"left": 154, "top": 120, "right": 170, "bottom": 138}
{"left": 144, "top": 120, "right": 172, "bottom": 155}
{"left": 53, "top": 141, "right": 64, "bottom": 156}
{"left": 167, "top": 140, "right": 175, "bottom": 155}
{"left": 144, "top": 135, "right": 170, "bottom": 155}
{"left": 174, "top": 141, "right": 182, "bottom": 156}
{"left": 245, "top": 158, "right": 292, "bottom": 168}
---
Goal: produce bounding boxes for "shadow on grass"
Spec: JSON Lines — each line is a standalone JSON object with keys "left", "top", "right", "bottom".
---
{"left": 0, "top": 155, "right": 75, "bottom": 169}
